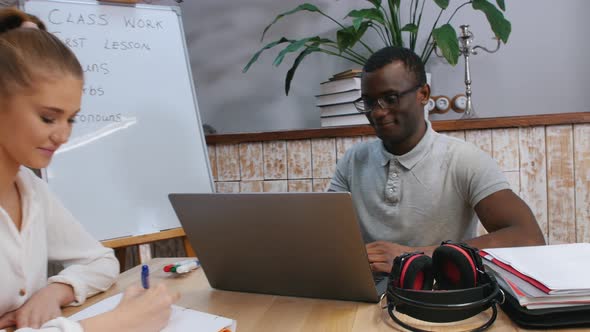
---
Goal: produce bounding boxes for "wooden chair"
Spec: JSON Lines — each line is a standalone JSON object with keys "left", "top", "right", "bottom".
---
{"left": 101, "top": 227, "right": 196, "bottom": 271}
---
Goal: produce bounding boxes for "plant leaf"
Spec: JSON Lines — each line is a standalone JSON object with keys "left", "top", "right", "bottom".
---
{"left": 273, "top": 38, "right": 315, "bottom": 66}
{"left": 472, "top": 0, "right": 511, "bottom": 43}
{"left": 401, "top": 23, "right": 418, "bottom": 33}
{"left": 243, "top": 37, "right": 290, "bottom": 73}
{"left": 433, "top": 0, "right": 449, "bottom": 9}
{"left": 432, "top": 24, "right": 460, "bottom": 65}
{"left": 366, "top": 0, "right": 381, "bottom": 8}
{"left": 496, "top": 0, "right": 506, "bottom": 11}
{"left": 352, "top": 17, "right": 362, "bottom": 31}
{"left": 336, "top": 27, "right": 356, "bottom": 52}
{"left": 336, "top": 23, "right": 369, "bottom": 51}
{"left": 346, "top": 8, "right": 385, "bottom": 25}
{"left": 284, "top": 46, "right": 321, "bottom": 95}
{"left": 261, "top": 4, "right": 321, "bottom": 41}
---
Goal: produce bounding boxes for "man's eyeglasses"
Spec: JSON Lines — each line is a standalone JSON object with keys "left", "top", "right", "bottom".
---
{"left": 353, "top": 84, "right": 423, "bottom": 114}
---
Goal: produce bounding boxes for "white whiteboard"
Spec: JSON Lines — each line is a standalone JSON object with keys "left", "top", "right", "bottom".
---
{"left": 23, "top": 0, "right": 213, "bottom": 240}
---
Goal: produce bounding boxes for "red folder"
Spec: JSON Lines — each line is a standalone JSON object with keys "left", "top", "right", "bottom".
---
{"left": 479, "top": 250, "right": 551, "bottom": 294}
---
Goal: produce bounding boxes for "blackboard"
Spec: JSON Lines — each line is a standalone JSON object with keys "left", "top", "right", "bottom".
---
{"left": 23, "top": 0, "right": 213, "bottom": 240}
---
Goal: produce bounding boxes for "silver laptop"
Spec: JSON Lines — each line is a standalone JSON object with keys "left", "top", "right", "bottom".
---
{"left": 168, "top": 192, "right": 388, "bottom": 302}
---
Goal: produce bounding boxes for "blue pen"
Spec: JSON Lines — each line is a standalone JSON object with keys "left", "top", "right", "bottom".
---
{"left": 141, "top": 264, "right": 150, "bottom": 289}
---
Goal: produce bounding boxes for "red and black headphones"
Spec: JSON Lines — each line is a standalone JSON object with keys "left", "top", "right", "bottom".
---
{"left": 386, "top": 241, "right": 503, "bottom": 332}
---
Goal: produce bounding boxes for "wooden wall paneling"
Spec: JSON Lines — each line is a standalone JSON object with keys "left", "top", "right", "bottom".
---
{"left": 465, "top": 129, "right": 492, "bottom": 156}
{"left": 503, "top": 171, "right": 521, "bottom": 196}
{"left": 239, "top": 142, "right": 264, "bottom": 180}
{"left": 518, "top": 126, "right": 548, "bottom": 240}
{"left": 263, "top": 180, "right": 288, "bottom": 192}
{"left": 216, "top": 181, "right": 240, "bottom": 193}
{"left": 311, "top": 138, "right": 336, "bottom": 179}
{"left": 546, "top": 125, "right": 576, "bottom": 244}
{"left": 465, "top": 129, "right": 492, "bottom": 236}
{"left": 205, "top": 113, "right": 590, "bottom": 145}
{"left": 240, "top": 181, "right": 264, "bottom": 192}
{"left": 443, "top": 130, "right": 466, "bottom": 141}
{"left": 574, "top": 124, "right": 590, "bottom": 242}
{"left": 336, "top": 137, "right": 363, "bottom": 161}
{"left": 492, "top": 128, "right": 520, "bottom": 172}
{"left": 362, "top": 135, "right": 378, "bottom": 142}
{"left": 433, "top": 112, "right": 590, "bottom": 133}
{"left": 263, "top": 141, "right": 287, "bottom": 180}
{"left": 313, "top": 179, "right": 332, "bottom": 192}
{"left": 207, "top": 144, "right": 217, "bottom": 180}
{"left": 492, "top": 129, "right": 522, "bottom": 243}
{"left": 288, "top": 179, "right": 313, "bottom": 192}
{"left": 216, "top": 143, "right": 240, "bottom": 181}
{"left": 287, "top": 140, "right": 312, "bottom": 179}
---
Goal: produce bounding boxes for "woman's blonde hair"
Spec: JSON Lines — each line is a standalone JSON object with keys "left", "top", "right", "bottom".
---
{"left": 0, "top": 7, "right": 82, "bottom": 99}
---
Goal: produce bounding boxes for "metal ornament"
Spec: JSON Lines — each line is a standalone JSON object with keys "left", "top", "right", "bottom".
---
{"left": 435, "top": 25, "right": 501, "bottom": 119}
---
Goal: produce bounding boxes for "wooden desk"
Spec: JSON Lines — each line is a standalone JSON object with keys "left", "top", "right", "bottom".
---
{"left": 64, "top": 258, "right": 586, "bottom": 332}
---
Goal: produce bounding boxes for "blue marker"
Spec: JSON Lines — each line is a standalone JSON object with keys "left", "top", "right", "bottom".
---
{"left": 141, "top": 264, "right": 150, "bottom": 289}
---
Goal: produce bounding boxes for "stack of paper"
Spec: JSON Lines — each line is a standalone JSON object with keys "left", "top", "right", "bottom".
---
{"left": 480, "top": 243, "right": 590, "bottom": 310}
{"left": 69, "top": 293, "right": 236, "bottom": 332}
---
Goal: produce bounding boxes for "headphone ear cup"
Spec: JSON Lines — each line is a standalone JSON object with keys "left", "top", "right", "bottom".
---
{"left": 432, "top": 244, "right": 477, "bottom": 290}
{"left": 399, "top": 254, "right": 434, "bottom": 290}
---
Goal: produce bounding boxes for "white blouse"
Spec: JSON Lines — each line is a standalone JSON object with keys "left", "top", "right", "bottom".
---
{"left": 0, "top": 168, "right": 119, "bottom": 331}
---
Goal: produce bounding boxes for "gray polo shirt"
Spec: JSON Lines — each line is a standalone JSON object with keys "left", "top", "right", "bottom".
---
{"left": 329, "top": 121, "right": 510, "bottom": 246}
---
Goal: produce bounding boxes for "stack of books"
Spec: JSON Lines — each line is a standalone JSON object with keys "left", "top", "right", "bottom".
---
{"left": 480, "top": 243, "right": 590, "bottom": 310}
{"left": 316, "top": 69, "right": 369, "bottom": 127}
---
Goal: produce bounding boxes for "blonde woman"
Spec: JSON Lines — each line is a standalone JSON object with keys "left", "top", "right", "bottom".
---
{"left": 0, "top": 8, "right": 178, "bottom": 332}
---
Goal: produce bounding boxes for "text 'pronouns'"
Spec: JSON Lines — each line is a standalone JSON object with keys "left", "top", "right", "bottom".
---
{"left": 75, "top": 113, "right": 122, "bottom": 123}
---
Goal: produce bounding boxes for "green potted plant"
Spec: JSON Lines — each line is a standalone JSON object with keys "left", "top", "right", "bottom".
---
{"left": 242, "top": 0, "right": 511, "bottom": 95}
